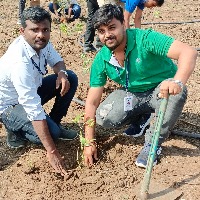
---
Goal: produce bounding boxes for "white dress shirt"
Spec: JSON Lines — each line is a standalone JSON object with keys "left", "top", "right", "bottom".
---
{"left": 0, "top": 35, "right": 63, "bottom": 121}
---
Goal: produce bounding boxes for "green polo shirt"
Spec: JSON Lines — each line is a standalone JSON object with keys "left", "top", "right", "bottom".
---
{"left": 90, "top": 28, "right": 177, "bottom": 92}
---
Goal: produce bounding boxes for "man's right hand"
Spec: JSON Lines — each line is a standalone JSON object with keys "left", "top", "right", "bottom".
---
{"left": 46, "top": 150, "right": 68, "bottom": 176}
{"left": 84, "top": 145, "right": 98, "bottom": 167}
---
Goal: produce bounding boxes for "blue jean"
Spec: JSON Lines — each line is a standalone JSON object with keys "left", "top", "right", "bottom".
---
{"left": 96, "top": 82, "right": 187, "bottom": 145}
{"left": 1, "top": 70, "right": 78, "bottom": 144}
{"left": 48, "top": 3, "right": 81, "bottom": 19}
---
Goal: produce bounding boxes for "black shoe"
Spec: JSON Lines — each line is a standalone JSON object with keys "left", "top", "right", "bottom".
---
{"left": 83, "top": 45, "right": 97, "bottom": 53}
{"left": 6, "top": 130, "right": 26, "bottom": 149}
{"left": 123, "top": 114, "right": 152, "bottom": 137}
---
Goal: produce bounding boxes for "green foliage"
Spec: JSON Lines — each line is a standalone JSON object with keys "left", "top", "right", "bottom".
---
{"left": 72, "top": 113, "right": 95, "bottom": 167}
{"left": 80, "top": 53, "right": 92, "bottom": 73}
{"left": 59, "top": 23, "right": 68, "bottom": 34}
{"left": 85, "top": 118, "right": 95, "bottom": 127}
{"left": 153, "top": 11, "right": 160, "bottom": 18}
{"left": 59, "top": 21, "right": 84, "bottom": 36}
{"left": 73, "top": 22, "right": 84, "bottom": 32}
{"left": 72, "top": 112, "right": 84, "bottom": 124}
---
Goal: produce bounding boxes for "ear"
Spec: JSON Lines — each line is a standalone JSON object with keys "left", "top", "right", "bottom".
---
{"left": 20, "top": 27, "right": 25, "bottom": 35}
{"left": 122, "top": 20, "right": 126, "bottom": 30}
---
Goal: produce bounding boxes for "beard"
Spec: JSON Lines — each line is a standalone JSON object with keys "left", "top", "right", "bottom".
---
{"left": 106, "top": 42, "right": 121, "bottom": 51}
{"left": 104, "top": 34, "right": 124, "bottom": 51}
{"left": 34, "top": 39, "right": 48, "bottom": 50}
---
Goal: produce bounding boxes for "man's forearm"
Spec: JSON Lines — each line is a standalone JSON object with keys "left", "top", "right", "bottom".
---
{"left": 134, "top": 18, "right": 141, "bottom": 28}
{"left": 53, "top": 2, "right": 59, "bottom": 16}
{"left": 68, "top": 7, "right": 72, "bottom": 18}
{"left": 134, "top": 8, "right": 142, "bottom": 28}
{"left": 124, "top": 10, "right": 131, "bottom": 29}
{"left": 84, "top": 110, "right": 96, "bottom": 140}
{"left": 32, "top": 120, "right": 56, "bottom": 153}
{"left": 84, "top": 87, "right": 104, "bottom": 140}
{"left": 84, "top": 102, "right": 100, "bottom": 140}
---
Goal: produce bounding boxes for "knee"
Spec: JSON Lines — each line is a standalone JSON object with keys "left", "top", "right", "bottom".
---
{"left": 67, "top": 70, "right": 78, "bottom": 88}
{"left": 49, "top": 125, "right": 61, "bottom": 141}
{"left": 172, "top": 86, "right": 187, "bottom": 105}
{"left": 96, "top": 116, "right": 120, "bottom": 128}
{"left": 180, "top": 86, "right": 187, "bottom": 101}
{"left": 96, "top": 105, "right": 124, "bottom": 128}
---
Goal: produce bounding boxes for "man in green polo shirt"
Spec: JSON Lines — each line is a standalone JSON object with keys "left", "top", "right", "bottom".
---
{"left": 83, "top": 4, "right": 197, "bottom": 168}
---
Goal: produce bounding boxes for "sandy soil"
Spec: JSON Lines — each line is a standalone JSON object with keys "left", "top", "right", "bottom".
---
{"left": 0, "top": 0, "right": 200, "bottom": 199}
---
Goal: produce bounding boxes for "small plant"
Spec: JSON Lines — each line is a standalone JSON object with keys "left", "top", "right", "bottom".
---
{"left": 73, "top": 22, "right": 84, "bottom": 32}
{"left": 24, "top": 158, "right": 38, "bottom": 174}
{"left": 59, "top": 23, "right": 68, "bottom": 34}
{"left": 59, "top": 18, "right": 84, "bottom": 37}
{"left": 153, "top": 11, "right": 160, "bottom": 18}
{"left": 72, "top": 113, "right": 96, "bottom": 167}
{"left": 80, "top": 53, "right": 92, "bottom": 73}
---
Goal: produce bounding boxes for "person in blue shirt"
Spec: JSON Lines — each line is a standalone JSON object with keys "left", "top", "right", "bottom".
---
{"left": 48, "top": 0, "right": 81, "bottom": 23}
{"left": 122, "top": 0, "right": 164, "bottom": 28}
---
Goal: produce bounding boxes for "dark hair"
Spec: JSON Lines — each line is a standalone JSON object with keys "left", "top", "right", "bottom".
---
{"left": 21, "top": 6, "right": 52, "bottom": 28}
{"left": 156, "top": 0, "right": 164, "bottom": 7}
{"left": 92, "top": 4, "right": 124, "bottom": 30}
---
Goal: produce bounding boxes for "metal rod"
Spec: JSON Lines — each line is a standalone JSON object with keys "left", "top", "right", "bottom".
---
{"left": 140, "top": 97, "right": 169, "bottom": 200}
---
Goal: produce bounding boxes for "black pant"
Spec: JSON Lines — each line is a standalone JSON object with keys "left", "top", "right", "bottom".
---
{"left": 84, "top": 0, "right": 99, "bottom": 47}
{"left": 19, "top": 0, "right": 26, "bottom": 19}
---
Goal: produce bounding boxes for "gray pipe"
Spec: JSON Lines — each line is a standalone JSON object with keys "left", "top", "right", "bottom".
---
{"left": 72, "top": 97, "right": 85, "bottom": 106}
{"left": 172, "top": 130, "right": 200, "bottom": 139}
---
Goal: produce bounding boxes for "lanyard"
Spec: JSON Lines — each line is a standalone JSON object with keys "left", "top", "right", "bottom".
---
{"left": 115, "top": 57, "right": 129, "bottom": 92}
{"left": 31, "top": 56, "right": 47, "bottom": 75}
{"left": 23, "top": 41, "right": 48, "bottom": 75}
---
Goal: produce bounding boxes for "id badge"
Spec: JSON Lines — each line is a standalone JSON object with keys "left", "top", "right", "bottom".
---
{"left": 124, "top": 95, "right": 133, "bottom": 111}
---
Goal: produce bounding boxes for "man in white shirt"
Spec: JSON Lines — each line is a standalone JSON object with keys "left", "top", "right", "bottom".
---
{"left": 0, "top": 7, "right": 78, "bottom": 176}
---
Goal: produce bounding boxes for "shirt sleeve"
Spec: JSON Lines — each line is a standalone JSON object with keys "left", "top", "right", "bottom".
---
{"left": 124, "top": 0, "right": 142, "bottom": 13}
{"left": 10, "top": 61, "right": 46, "bottom": 121}
{"left": 142, "top": 29, "right": 175, "bottom": 56}
{"left": 90, "top": 53, "right": 107, "bottom": 88}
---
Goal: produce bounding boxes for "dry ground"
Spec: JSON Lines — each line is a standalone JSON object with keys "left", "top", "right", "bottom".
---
{"left": 0, "top": 0, "right": 200, "bottom": 199}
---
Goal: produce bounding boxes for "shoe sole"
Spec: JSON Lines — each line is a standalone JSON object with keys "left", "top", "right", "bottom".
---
{"left": 135, "top": 159, "right": 157, "bottom": 168}
{"left": 58, "top": 134, "right": 79, "bottom": 141}
{"left": 123, "top": 131, "right": 143, "bottom": 137}
{"left": 6, "top": 142, "right": 25, "bottom": 149}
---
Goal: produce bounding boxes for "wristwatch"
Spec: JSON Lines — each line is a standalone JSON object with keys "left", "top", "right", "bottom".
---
{"left": 58, "top": 69, "right": 68, "bottom": 77}
{"left": 171, "top": 80, "right": 184, "bottom": 89}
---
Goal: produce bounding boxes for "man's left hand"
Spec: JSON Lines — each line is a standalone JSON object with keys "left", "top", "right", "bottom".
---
{"left": 56, "top": 72, "right": 70, "bottom": 96}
